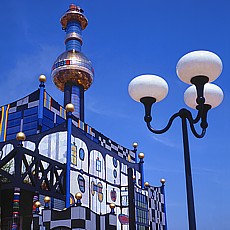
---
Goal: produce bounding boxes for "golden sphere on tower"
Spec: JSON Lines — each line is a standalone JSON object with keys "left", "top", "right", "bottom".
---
{"left": 34, "top": 201, "right": 41, "bottom": 208}
{"left": 160, "top": 178, "right": 166, "bottom": 184}
{"left": 144, "top": 182, "right": 150, "bottom": 187}
{"left": 138, "top": 152, "right": 145, "bottom": 159}
{"left": 51, "top": 50, "right": 94, "bottom": 92}
{"left": 66, "top": 103, "right": 75, "bottom": 112}
{"left": 75, "top": 192, "right": 82, "bottom": 200}
{"left": 16, "top": 132, "right": 26, "bottom": 141}
{"left": 44, "top": 196, "right": 51, "bottom": 203}
{"left": 39, "top": 74, "right": 46, "bottom": 83}
{"left": 109, "top": 203, "right": 115, "bottom": 209}
{"left": 132, "top": 142, "right": 138, "bottom": 148}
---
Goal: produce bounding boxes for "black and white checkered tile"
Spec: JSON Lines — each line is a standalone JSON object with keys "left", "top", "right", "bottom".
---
{"left": 148, "top": 186, "right": 166, "bottom": 230}
{"left": 33, "top": 206, "right": 117, "bottom": 230}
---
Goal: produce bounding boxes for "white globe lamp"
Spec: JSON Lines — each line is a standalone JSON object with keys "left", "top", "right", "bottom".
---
{"left": 184, "top": 83, "right": 224, "bottom": 109}
{"left": 128, "top": 74, "right": 169, "bottom": 102}
{"left": 176, "top": 51, "right": 223, "bottom": 84}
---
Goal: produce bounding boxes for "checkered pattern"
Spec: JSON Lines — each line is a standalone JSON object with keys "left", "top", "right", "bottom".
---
{"left": 33, "top": 206, "right": 117, "bottom": 230}
{"left": 7, "top": 90, "right": 40, "bottom": 114}
{"left": 148, "top": 186, "right": 166, "bottom": 230}
{"left": 98, "top": 135, "right": 136, "bottom": 163}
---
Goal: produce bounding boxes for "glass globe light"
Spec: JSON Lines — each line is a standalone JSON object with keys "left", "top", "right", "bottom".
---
{"left": 176, "top": 51, "right": 223, "bottom": 84}
{"left": 184, "top": 83, "right": 224, "bottom": 109}
{"left": 128, "top": 74, "right": 168, "bottom": 102}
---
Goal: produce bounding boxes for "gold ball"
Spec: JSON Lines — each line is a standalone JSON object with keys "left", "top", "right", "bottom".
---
{"left": 16, "top": 132, "right": 26, "bottom": 141}
{"left": 39, "top": 74, "right": 46, "bottom": 83}
{"left": 44, "top": 196, "right": 51, "bottom": 203}
{"left": 132, "top": 175, "right": 136, "bottom": 180}
{"left": 75, "top": 192, "right": 82, "bottom": 200}
{"left": 109, "top": 203, "right": 115, "bottom": 209}
{"left": 34, "top": 201, "right": 41, "bottom": 208}
{"left": 160, "top": 178, "right": 166, "bottom": 184}
{"left": 138, "top": 152, "right": 144, "bottom": 159}
{"left": 144, "top": 181, "right": 150, "bottom": 187}
{"left": 132, "top": 142, "right": 138, "bottom": 148}
{"left": 66, "top": 103, "right": 75, "bottom": 112}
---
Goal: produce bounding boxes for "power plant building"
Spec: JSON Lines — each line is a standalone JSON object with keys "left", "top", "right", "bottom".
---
{"left": 0, "top": 4, "right": 167, "bottom": 230}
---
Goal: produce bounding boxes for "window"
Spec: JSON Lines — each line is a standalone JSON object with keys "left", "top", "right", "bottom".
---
{"left": 78, "top": 175, "right": 85, "bottom": 193}
{"left": 79, "top": 148, "right": 85, "bottom": 161}
{"left": 96, "top": 157, "right": 101, "bottom": 172}
{"left": 113, "top": 157, "right": 118, "bottom": 168}
{"left": 71, "top": 143, "right": 77, "bottom": 165}
{"left": 113, "top": 169, "right": 117, "bottom": 178}
{"left": 135, "top": 191, "right": 149, "bottom": 227}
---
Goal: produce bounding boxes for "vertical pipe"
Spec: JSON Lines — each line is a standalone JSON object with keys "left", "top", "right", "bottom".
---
{"left": 128, "top": 168, "right": 136, "bottom": 230}
{"left": 80, "top": 85, "right": 84, "bottom": 121}
{"left": 139, "top": 158, "right": 144, "bottom": 189}
{"left": 160, "top": 183, "right": 168, "bottom": 230}
{"left": 181, "top": 117, "right": 196, "bottom": 230}
{"left": 64, "top": 84, "right": 84, "bottom": 121}
{"left": 66, "top": 110, "right": 72, "bottom": 208}
{"left": 64, "top": 83, "right": 72, "bottom": 107}
{"left": 38, "top": 81, "right": 45, "bottom": 130}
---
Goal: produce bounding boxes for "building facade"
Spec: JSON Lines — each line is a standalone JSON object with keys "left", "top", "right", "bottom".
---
{"left": 0, "top": 4, "right": 167, "bottom": 230}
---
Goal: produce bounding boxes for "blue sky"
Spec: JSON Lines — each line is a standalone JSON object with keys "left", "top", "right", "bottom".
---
{"left": 0, "top": 1, "right": 229, "bottom": 229}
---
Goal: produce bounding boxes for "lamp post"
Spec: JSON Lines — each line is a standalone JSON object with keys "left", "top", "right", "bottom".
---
{"left": 128, "top": 50, "right": 224, "bottom": 230}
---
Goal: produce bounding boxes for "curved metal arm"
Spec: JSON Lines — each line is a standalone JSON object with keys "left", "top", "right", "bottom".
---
{"left": 141, "top": 97, "right": 210, "bottom": 139}
{"left": 183, "top": 109, "right": 206, "bottom": 138}
{"left": 146, "top": 112, "right": 180, "bottom": 134}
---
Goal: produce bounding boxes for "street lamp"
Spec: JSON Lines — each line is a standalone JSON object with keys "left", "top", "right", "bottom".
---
{"left": 128, "top": 50, "right": 224, "bottom": 230}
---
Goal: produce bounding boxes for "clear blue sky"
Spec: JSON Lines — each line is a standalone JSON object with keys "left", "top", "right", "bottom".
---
{"left": 0, "top": 1, "right": 229, "bottom": 229}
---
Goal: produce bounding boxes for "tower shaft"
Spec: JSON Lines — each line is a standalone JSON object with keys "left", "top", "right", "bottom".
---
{"left": 64, "top": 83, "right": 84, "bottom": 120}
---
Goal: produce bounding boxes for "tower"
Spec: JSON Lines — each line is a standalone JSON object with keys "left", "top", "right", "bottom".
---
{"left": 51, "top": 4, "right": 94, "bottom": 121}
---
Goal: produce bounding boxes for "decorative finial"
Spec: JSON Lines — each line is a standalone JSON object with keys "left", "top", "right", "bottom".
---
{"left": 138, "top": 152, "right": 144, "bottom": 159}
{"left": 144, "top": 181, "right": 150, "bottom": 188}
{"left": 75, "top": 192, "right": 82, "bottom": 206}
{"left": 34, "top": 201, "right": 41, "bottom": 214}
{"left": 44, "top": 196, "right": 51, "bottom": 209}
{"left": 132, "top": 142, "right": 138, "bottom": 148}
{"left": 160, "top": 178, "right": 166, "bottom": 185}
{"left": 16, "top": 132, "right": 26, "bottom": 141}
{"left": 34, "top": 201, "right": 41, "bottom": 208}
{"left": 39, "top": 74, "right": 46, "bottom": 83}
{"left": 69, "top": 4, "right": 77, "bottom": 11}
{"left": 75, "top": 192, "right": 82, "bottom": 200}
{"left": 66, "top": 103, "right": 75, "bottom": 112}
{"left": 109, "top": 203, "right": 116, "bottom": 214}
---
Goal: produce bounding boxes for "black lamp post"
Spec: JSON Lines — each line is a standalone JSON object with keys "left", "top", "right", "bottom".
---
{"left": 128, "top": 50, "right": 224, "bottom": 230}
